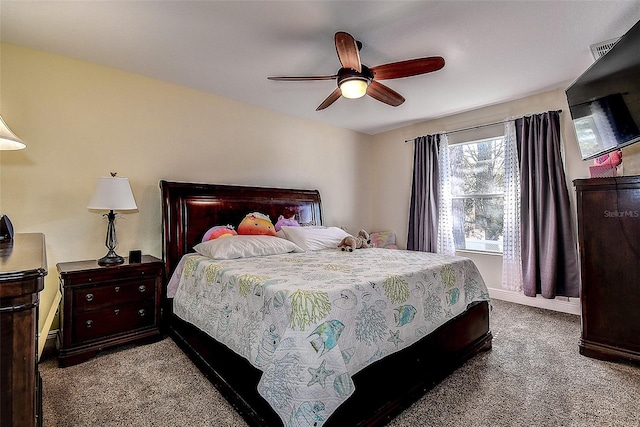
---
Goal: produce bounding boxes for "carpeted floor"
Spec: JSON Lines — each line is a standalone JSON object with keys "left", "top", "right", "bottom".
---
{"left": 39, "top": 299, "right": 640, "bottom": 426}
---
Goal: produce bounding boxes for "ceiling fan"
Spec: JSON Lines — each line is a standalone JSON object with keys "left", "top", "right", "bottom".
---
{"left": 268, "top": 31, "right": 445, "bottom": 110}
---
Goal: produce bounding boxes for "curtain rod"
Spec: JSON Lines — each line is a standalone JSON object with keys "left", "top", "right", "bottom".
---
{"left": 403, "top": 109, "right": 563, "bottom": 143}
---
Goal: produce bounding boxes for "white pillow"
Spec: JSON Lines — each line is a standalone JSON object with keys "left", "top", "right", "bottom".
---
{"left": 193, "top": 235, "right": 303, "bottom": 259}
{"left": 280, "top": 226, "right": 350, "bottom": 251}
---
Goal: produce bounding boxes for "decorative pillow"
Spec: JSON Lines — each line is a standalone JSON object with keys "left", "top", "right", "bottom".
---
{"left": 201, "top": 225, "right": 238, "bottom": 242}
{"left": 274, "top": 215, "right": 300, "bottom": 232}
{"left": 280, "top": 226, "right": 351, "bottom": 251}
{"left": 194, "top": 235, "right": 303, "bottom": 259}
{"left": 370, "top": 230, "right": 398, "bottom": 249}
{"left": 237, "top": 212, "right": 276, "bottom": 236}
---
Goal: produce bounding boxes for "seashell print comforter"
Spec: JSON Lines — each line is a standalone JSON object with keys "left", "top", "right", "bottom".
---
{"left": 169, "top": 248, "right": 490, "bottom": 426}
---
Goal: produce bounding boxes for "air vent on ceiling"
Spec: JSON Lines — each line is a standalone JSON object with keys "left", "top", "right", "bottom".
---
{"left": 590, "top": 38, "right": 620, "bottom": 60}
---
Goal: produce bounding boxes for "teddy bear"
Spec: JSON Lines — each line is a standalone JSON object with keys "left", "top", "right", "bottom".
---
{"left": 338, "top": 229, "right": 371, "bottom": 252}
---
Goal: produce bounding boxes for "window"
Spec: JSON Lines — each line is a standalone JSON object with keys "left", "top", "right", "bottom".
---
{"left": 449, "top": 137, "right": 505, "bottom": 253}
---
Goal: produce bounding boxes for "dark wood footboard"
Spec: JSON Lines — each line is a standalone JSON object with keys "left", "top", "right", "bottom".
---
{"left": 167, "top": 300, "right": 492, "bottom": 427}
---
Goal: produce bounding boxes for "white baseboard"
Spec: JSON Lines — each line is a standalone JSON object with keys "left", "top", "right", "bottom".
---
{"left": 488, "top": 287, "right": 581, "bottom": 315}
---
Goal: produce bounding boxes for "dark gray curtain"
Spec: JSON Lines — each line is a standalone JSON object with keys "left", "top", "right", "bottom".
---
{"left": 407, "top": 135, "right": 441, "bottom": 252}
{"left": 516, "top": 111, "right": 580, "bottom": 298}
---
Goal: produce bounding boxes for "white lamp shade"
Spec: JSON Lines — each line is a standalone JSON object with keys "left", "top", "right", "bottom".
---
{"left": 87, "top": 177, "right": 138, "bottom": 211}
{"left": 0, "top": 115, "right": 26, "bottom": 150}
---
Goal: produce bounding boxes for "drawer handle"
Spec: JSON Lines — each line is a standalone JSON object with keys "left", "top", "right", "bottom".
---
{"left": 138, "top": 309, "right": 146, "bottom": 317}
{"left": 85, "top": 293, "right": 94, "bottom": 302}
{"left": 115, "top": 286, "right": 120, "bottom": 293}
{"left": 138, "top": 285, "right": 146, "bottom": 293}
{"left": 86, "top": 320, "right": 93, "bottom": 328}
{"left": 114, "top": 309, "right": 120, "bottom": 315}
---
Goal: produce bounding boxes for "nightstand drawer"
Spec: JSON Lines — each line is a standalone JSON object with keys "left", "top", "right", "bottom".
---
{"left": 72, "top": 300, "right": 156, "bottom": 343}
{"left": 73, "top": 278, "right": 157, "bottom": 312}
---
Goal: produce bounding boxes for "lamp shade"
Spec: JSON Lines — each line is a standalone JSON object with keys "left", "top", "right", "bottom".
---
{"left": 0, "top": 115, "right": 26, "bottom": 150}
{"left": 87, "top": 177, "right": 138, "bottom": 211}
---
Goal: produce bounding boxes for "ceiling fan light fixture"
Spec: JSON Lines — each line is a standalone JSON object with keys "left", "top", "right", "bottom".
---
{"left": 339, "top": 77, "right": 369, "bottom": 99}
{"left": 269, "top": 32, "right": 443, "bottom": 110}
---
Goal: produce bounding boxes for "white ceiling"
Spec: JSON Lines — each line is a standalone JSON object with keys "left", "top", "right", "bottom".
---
{"left": 2, "top": 1, "right": 640, "bottom": 135}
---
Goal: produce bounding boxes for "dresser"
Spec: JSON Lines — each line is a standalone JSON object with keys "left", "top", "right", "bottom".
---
{"left": 0, "top": 233, "right": 47, "bottom": 427}
{"left": 574, "top": 176, "right": 640, "bottom": 363}
{"left": 57, "top": 255, "right": 163, "bottom": 367}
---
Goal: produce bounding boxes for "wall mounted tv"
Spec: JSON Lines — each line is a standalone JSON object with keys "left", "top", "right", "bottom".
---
{"left": 566, "top": 19, "right": 640, "bottom": 161}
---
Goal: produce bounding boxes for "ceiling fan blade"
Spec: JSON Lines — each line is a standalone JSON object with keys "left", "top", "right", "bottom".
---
{"left": 334, "top": 31, "right": 361, "bottom": 72}
{"left": 370, "top": 57, "right": 445, "bottom": 80}
{"left": 366, "top": 80, "right": 405, "bottom": 107}
{"left": 268, "top": 75, "right": 338, "bottom": 81}
{"left": 316, "top": 87, "right": 342, "bottom": 111}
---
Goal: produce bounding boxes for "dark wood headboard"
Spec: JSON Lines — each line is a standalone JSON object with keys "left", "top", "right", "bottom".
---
{"left": 160, "top": 180, "right": 323, "bottom": 279}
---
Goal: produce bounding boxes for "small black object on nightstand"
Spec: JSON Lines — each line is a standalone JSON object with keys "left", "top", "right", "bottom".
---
{"left": 129, "top": 250, "right": 142, "bottom": 263}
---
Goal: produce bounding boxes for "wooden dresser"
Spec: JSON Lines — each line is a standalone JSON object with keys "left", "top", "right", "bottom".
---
{"left": 0, "top": 233, "right": 47, "bottom": 427}
{"left": 574, "top": 176, "right": 640, "bottom": 363}
{"left": 57, "top": 255, "right": 163, "bottom": 367}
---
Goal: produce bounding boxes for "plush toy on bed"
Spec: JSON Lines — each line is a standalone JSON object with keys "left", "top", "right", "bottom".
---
{"left": 338, "top": 229, "right": 372, "bottom": 252}
{"left": 201, "top": 225, "right": 237, "bottom": 242}
{"left": 237, "top": 212, "right": 277, "bottom": 236}
{"left": 274, "top": 215, "right": 299, "bottom": 232}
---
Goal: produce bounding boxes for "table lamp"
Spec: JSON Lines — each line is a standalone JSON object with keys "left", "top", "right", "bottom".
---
{"left": 0, "top": 114, "right": 27, "bottom": 241}
{"left": 87, "top": 173, "right": 138, "bottom": 266}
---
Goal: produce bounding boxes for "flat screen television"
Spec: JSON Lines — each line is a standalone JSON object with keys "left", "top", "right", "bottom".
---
{"left": 566, "top": 19, "right": 640, "bottom": 161}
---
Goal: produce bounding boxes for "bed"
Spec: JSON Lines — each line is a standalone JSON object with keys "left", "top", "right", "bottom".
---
{"left": 160, "top": 180, "right": 492, "bottom": 427}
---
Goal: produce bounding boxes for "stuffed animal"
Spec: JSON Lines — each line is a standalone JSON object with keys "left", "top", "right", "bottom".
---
{"left": 357, "top": 229, "right": 372, "bottom": 248}
{"left": 338, "top": 229, "right": 371, "bottom": 252}
{"left": 594, "top": 150, "right": 622, "bottom": 167}
{"left": 202, "top": 225, "right": 237, "bottom": 242}
{"left": 237, "top": 212, "right": 277, "bottom": 236}
{"left": 274, "top": 215, "right": 299, "bottom": 232}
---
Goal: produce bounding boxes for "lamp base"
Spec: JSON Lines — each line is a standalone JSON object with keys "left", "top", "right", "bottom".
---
{"left": 98, "top": 250, "right": 125, "bottom": 266}
{"left": 97, "top": 210, "right": 124, "bottom": 266}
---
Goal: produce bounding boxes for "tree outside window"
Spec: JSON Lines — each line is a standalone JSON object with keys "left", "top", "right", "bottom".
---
{"left": 449, "top": 137, "right": 505, "bottom": 253}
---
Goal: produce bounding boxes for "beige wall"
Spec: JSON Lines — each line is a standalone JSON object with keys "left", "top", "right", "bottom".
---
{"left": 0, "top": 43, "right": 373, "bottom": 333}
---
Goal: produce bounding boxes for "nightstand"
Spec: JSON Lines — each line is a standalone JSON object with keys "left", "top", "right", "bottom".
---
{"left": 57, "top": 255, "right": 163, "bottom": 367}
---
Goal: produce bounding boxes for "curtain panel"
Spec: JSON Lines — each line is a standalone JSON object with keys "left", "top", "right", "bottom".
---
{"left": 516, "top": 111, "right": 580, "bottom": 298}
{"left": 436, "top": 135, "right": 455, "bottom": 255}
{"left": 407, "top": 134, "right": 454, "bottom": 254}
{"left": 501, "top": 120, "right": 523, "bottom": 292}
{"left": 408, "top": 135, "right": 440, "bottom": 252}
